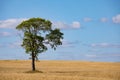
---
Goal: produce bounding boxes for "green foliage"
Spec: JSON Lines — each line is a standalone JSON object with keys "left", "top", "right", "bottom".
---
{"left": 46, "top": 29, "right": 64, "bottom": 50}
{"left": 16, "top": 17, "right": 64, "bottom": 59}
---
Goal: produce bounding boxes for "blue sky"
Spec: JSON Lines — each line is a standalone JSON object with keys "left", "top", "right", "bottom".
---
{"left": 0, "top": 0, "right": 120, "bottom": 62}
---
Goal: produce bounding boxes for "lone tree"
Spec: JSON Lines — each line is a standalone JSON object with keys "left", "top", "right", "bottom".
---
{"left": 16, "top": 18, "right": 63, "bottom": 71}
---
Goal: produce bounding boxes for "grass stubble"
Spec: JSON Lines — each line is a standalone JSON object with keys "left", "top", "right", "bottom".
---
{"left": 0, "top": 60, "right": 120, "bottom": 80}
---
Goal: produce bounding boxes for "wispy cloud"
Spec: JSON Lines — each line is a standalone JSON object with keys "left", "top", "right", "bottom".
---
{"left": 0, "top": 39, "right": 79, "bottom": 48}
{"left": 9, "top": 41, "right": 22, "bottom": 48}
{"left": 52, "top": 21, "right": 81, "bottom": 29}
{"left": 72, "top": 21, "right": 81, "bottom": 28}
{"left": 112, "top": 14, "right": 120, "bottom": 23}
{"left": 100, "top": 17, "right": 108, "bottom": 22}
{"left": 83, "top": 17, "right": 92, "bottom": 22}
{"left": 0, "top": 18, "right": 27, "bottom": 29}
{"left": 0, "top": 32, "right": 11, "bottom": 37}
{"left": 90, "top": 43, "right": 120, "bottom": 48}
{"left": 83, "top": 15, "right": 120, "bottom": 24}
{"left": 0, "top": 41, "right": 21, "bottom": 48}
{"left": 85, "top": 53, "right": 120, "bottom": 58}
{"left": 60, "top": 40, "right": 79, "bottom": 48}
{"left": 85, "top": 54, "right": 97, "bottom": 58}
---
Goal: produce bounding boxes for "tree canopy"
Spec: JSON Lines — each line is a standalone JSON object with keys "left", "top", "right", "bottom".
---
{"left": 16, "top": 18, "right": 64, "bottom": 71}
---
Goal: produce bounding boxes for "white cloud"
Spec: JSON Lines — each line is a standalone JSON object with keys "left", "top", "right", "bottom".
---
{"left": 0, "top": 18, "right": 27, "bottom": 29}
{"left": 90, "top": 43, "right": 120, "bottom": 48}
{"left": 91, "top": 43, "right": 109, "bottom": 47}
{"left": 72, "top": 21, "right": 81, "bottom": 28}
{"left": 0, "top": 32, "right": 11, "bottom": 37}
{"left": 112, "top": 14, "right": 120, "bottom": 23}
{"left": 85, "top": 54, "right": 97, "bottom": 58}
{"left": 52, "top": 21, "right": 81, "bottom": 29}
{"left": 100, "top": 18, "right": 108, "bottom": 22}
{"left": 52, "top": 21, "right": 69, "bottom": 29}
{"left": 83, "top": 17, "right": 92, "bottom": 22}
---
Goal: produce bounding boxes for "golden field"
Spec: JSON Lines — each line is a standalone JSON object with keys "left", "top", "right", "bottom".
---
{"left": 0, "top": 60, "right": 120, "bottom": 80}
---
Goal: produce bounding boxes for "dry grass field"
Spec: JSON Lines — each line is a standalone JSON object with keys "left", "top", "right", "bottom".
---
{"left": 0, "top": 60, "right": 120, "bottom": 80}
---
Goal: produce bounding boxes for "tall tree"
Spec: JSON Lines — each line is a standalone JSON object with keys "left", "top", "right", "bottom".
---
{"left": 16, "top": 18, "right": 63, "bottom": 71}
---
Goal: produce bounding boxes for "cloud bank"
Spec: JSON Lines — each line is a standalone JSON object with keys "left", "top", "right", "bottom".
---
{"left": 0, "top": 18, "right": 81, "bottom": 30}
{"left": 0, "top": 14, "right": 119, "bottom": 30}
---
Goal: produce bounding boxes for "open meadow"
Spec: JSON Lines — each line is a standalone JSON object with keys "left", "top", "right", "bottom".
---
{"left": 0, "top": 60, "right": 120, "bottom": 80}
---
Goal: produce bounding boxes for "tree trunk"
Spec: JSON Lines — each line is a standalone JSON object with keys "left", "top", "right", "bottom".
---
{"left": 32, "top": 52, "right": 35, "bottom": 71}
